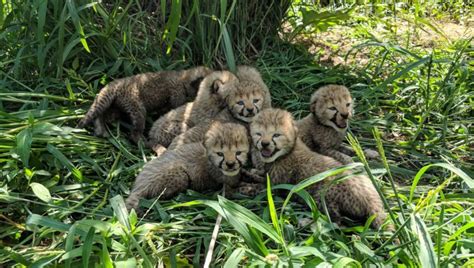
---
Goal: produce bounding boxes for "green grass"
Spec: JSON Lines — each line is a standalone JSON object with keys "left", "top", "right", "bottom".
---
{"left": 1, "top": 0, "right": 473, "bottom": 267}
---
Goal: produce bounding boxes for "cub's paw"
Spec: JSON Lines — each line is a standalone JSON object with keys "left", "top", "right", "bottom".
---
{"left": 237, "top": 182, "right": 265, "bottom": 197}
{"left": 241, "top": 169, "right": 265, "bottom": 183}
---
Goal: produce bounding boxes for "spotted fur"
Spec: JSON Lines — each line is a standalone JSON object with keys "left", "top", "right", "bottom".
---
{"left": 78, "top": 66, "right": 212, "bottom": 143}
{"left": 297, "top": 85, "right": 368, "bottom": 164}
{"left": 126, "top": 121, "right": 249, "bottom": 211}
{"left": 164, "top": 66, "right": 272, "bottom": 152}
{"left": 247, "top": 108, "right": 391, "bottom": 230}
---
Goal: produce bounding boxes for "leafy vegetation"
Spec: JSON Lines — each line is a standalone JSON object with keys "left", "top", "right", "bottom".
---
{"left": 0, "top": 0, "right": 472, "bottom": 267}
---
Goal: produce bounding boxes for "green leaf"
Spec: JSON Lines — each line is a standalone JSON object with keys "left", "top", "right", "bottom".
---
{"left": 219, "top": 21, "right": 236, "bottom": 73}
{"left": 115, "top": 257, "right": 137, "bottom": 268}
{"left": 353, "top": 240, "right": 375, "bottom": 258}
{"left": 410, "top": 163, "right": 474, "bottom": 202}
{"left": 110, "top": 195, "right": 131, "bottom": 230}
{"left": 66, "top": 0, "right": 90, "bottom": 53}
{"left": 30, "top": 182, "right": 52, "bottom": 203}
{"left": 15, "top": 127, "right": 32, "bottom": 167}
{"left": 47, "top": 143, "right": 83, "bottom": 181}
{"left": 443, "top": 221, "right": 474, "bottom": 255}
{"left": 411, "top": 214, "right": 437, "bottom": 268}
{"left": 266, "top": 175, "right": 283, "bottom": 243}
{"left": 376, "top": 56, "right": 431, "bottom": 91}
{"left": 36, "top": 0, "right": 48, "bottom": 45}
{"left": 218, "top": 196, "right": 281, "bottom": 243}
{"left": 31, "top": 255, "right": 62, "bottom": 268}
{"left": 333, "top": 256, "right": 361, "bottom": 268}
{"left": 101, "top": 238, "right": 113, "bottom": 268}
{"left": 0, "top": 249, "right": 30, "bottom": 266}
{"left": 64, "top": 224, "right": 77, "bottom": 268}
{"left": 163, "top": 0, "right": 182, "bottom": 54}
{"left": 174, "top": 199, "right": 269, "bottom": 255}
{"left": 82, "top": 227, "right": 95, "bottom": 268}
{"left": 273, "top": 184, "right": 320, "bottom": 221}
{"left": 61, "top": 247, "right": 83, "bottom": 261}
{"left": 288, "top": 246, "right": 325, "bottom": 259}
{"left": 281, "top": 163, "right": 362, "bottom": 214}
{"left": 224, "top": 248, "right": 245, "bottom": 268}
{"left": 26, "top": 214, "right": 70, "bottom": 232}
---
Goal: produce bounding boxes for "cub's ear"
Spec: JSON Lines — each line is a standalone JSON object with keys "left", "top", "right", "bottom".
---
{"left": 293, "top": 124, "right": 299, "bottom": 136}
{"left": 309, "top": 98, "right": 318, "bottom": 113}
{"left": 204, "top": 121, "right": 221, "bottom": 148}
{"left": 309, "top": 91, "right": 320, "bottom": 113}
{"left": 212, "top": 79, "right": 224, "bottom": 94}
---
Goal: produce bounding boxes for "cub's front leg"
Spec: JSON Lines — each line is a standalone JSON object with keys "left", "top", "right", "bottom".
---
{"left": 321, "top": 148, "right": 353, "bottom": 165}
{"left": 126, "top": 163, "right": 191, "bottom": 211}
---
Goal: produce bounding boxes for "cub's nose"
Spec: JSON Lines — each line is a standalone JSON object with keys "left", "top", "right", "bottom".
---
{"left": 340, "top": 113, "right": 349, "bottom": 119}
{"left": 226, "top": 161, "right": 236, "bottom": 169}
{"left": 246, "top": 108, "right": 254, "bottom": 113}
{"left": 261, "top": 141, "right": 270, "bottom": 148}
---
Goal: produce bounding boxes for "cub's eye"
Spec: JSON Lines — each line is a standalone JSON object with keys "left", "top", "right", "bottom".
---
{"left": 346, "top": 103, "right": 351, "bottom": 107}
{"left": 329, "top": 107, "right": 337, "bottom": 111}
{"left": 216, "top": 152, "right": 224, "bottom": 157}
{"left": 236, "top": 151, "right": 242, "bottom": 156}
{"left": 273, "top": 133, "right": 281, "bottom": 138}
{"left": 255, "top": 132, "right": 262, "bottom": 136}
{"left": 253, "top": 99, "right": 260, "bottom": 104}
{"left": 237, "top": 100, "right": 244, "bottom": 105}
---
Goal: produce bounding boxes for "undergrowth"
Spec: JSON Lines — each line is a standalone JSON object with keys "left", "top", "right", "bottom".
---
{"left": 0, "top": 0, "right": 472, "bottom": 267}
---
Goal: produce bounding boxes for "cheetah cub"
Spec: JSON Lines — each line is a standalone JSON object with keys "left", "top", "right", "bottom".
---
{"left": 147, "top": 70, "right": 239, "bottom": 154}
{"left": 78, "top": 66, "right": 212, "bottom": 143}
{"left": 296, "top": 85, "right": 379, "bottom": 164}
{"left": 126, "top": 121, "right": 249, "bottom": 211}
{"left": 248, "top": 108, "right": 390, "bottom": 230}
{"left": 167, "top": 66, "right": 272, "bottom": 151}
{"left": 148, "top": 66, "right": 271, "bottom": 154}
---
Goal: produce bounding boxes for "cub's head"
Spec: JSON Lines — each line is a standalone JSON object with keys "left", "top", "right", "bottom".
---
{"left": 195, "top": 70, "right": 239, "bottom": 106}
{"left": 218, "top": 65, "right": 271, "bottom": 123}
{"left": 204, "top": 121, "right": 250, "bottom": 176}
{"left": 224, "top": 79, "right": 271, "bottom": 123}
{"left": 250, "top": 108, "right": 297, "bottom": 163}
{"left": 310, "top": 85, "right": 353, "bottom": 133}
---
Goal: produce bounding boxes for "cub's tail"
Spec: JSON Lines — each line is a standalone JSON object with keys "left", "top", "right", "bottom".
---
{"left": 78, "top": 83, "right": 117, "bottom": 128}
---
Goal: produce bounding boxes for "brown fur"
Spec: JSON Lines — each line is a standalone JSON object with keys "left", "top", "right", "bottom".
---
{"left": 126, "top": 121, "right": 250, "bottom": 211}
{"left": 297, "top": 85, "right": 358, "bottom": 164}
{"left": 149, "top": 66, "right": 272, "bottom": 154}
{"left": 247, "top": 108, "right": 390, "bottom": 230}
{"left": 78, "top": 66, "right": 212, "bottom": 143}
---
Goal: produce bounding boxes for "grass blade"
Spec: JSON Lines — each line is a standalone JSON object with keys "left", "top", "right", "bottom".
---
{"left": 26, "top": 214, "right": 71, "bottom": 232}
{"left": 266, "top": 175, "right": 284, "bottom": 245}
{"left": 163, "top": 0, "right": 182, "bottom": 54}
{"left": 219, "top": 21, "right": 236, "bottom": 72}
{"left": 218, "top": 196, "right": 281, "bottom": 243}
{"left": 224, "top": 248, "right": 245, "bottom": 267}
{"left": 47, "top": 143, "right": 83, "bottom": 181}
{"left": 82, "top": 227, "right": 95, "bottom": 268}
{"left": 110, "top": 195, "right": 131, "bottom": 231}
{"left": 66, "top": 0, "right": 90, "bottom": 53}
{"left": 101, "top": 238, "right": 113, "bottom": 268}
{"left": 411, "top": 214, "right": 437, "bottom": 267}
{"left": 410, "top": 163, "right": 474, "bottom": 202}
{"left": 15, "top": 127, "right": 32, "bottom": 167}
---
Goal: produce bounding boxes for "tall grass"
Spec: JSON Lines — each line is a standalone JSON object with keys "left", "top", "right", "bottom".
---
{"left": 1, "top": 0, "right": 473, "bottom": 266}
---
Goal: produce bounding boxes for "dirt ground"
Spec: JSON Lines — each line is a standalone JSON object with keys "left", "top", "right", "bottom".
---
{"left": 284, "top": 17, "right": 473, "bottom": 66}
